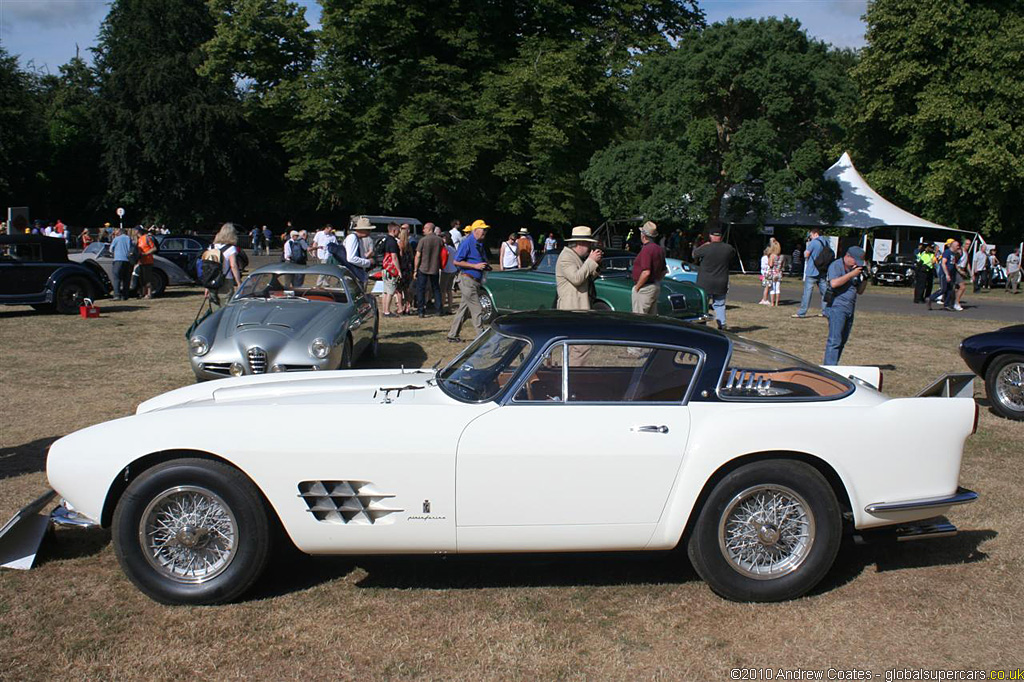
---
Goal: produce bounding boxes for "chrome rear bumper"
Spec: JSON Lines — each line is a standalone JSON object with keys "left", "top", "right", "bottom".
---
{"left": 864, "top": 486, "right": 978, "bottom": 514}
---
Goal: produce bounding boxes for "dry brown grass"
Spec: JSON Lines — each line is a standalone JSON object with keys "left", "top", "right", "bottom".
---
{"left": 1, "top": 282, "right": 1021, "bottom": 679}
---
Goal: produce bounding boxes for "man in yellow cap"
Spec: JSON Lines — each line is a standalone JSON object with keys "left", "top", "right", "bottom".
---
{"left": 447, "top": 219, "right": 490, "bottom": 342}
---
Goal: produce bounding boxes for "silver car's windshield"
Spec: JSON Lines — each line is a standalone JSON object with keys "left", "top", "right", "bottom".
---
{"left": 437, "top": 329, "right": 531, "bottom": 403}
{"left": 235, "top": 272, "right": 349, "bottom": 303}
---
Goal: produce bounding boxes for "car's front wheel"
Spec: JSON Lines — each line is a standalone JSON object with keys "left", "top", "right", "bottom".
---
{"left": 985, "top": 353, "right": 1024, "bottom": 421}
{"left": 687, "top": 460, "right": 841, "bottom": 602}
{"left": 112, "top": 459, "right": 271, "bottom": 605}
{"left": 339, "top": 335, "right": 353, "bottom": 369}
{"left": 150, "top": 269, "right": 168, "bottom": 297}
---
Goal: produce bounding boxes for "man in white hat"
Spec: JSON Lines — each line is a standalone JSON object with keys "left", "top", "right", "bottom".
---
{"left": 632, "top": 221, "right": 666, "bottom": 315}
{"left": 344, "top": 217, "right": 375, "bottom": 282}
{"left": 556, "top": 226, "right": 603, "bottom": 311}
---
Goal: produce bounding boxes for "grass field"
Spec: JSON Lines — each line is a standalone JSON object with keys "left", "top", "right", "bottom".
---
{"left": 1, "top": 279, "right": 1021, "bottom": 679}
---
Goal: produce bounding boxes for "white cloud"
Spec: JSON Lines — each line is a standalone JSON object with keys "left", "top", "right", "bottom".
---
{"left": 0, "top": 0, "right": 108, "bottom": 29}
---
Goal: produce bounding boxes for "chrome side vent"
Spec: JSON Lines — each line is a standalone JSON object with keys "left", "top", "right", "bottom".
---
{"left": 247, "top": 346, "right": 267, "bottom": 374}
{"left": 297, "top": 480, "right": 403, "bottom": 525}
{"left": 668, "top": 293, "right": 689, "bottom": 311}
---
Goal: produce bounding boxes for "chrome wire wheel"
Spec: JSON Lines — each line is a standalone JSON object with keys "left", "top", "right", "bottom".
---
{"left": 995, "top": 361, "right": 1024, "bottom": 412}
{"left": 718, "top": 484, "right": 815, "bottom": 580}
{"left": 139, "top": 485, "right": 238, "bottom": 584}
{"left": 479, "top": 292, "right": 494, "bottom": 322}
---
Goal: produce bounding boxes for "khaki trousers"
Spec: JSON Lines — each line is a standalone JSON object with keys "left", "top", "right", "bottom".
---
{"left": 631, "top": 282, "right": 660, "bottom": 314}
{"left": 448, "top": 274, "right": 484, "bottom": 340}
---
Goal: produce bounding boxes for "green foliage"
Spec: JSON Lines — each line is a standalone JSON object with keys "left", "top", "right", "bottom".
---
{"left": 283, "top": 0, "right": 702, "bottom": 223}
{"left": 584, "top": 18, "right": 855, "bottom": 229}
{"left": 94, "top": 0, "right": 256, "bottom": 226}
{"left": 0, "top": 46, "right": 47, "bottom": 202}
{"left": 850, "top": 0, "right": 1024, "bottom": 239}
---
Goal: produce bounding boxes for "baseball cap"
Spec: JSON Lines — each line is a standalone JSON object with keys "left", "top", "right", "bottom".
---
{"left": 846, "top": 246, "right": 866, "bottom": 267}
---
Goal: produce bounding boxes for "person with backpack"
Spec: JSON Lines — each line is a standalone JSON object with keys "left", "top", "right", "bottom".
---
{"left": 135, "top": 226, "right": 159, "bottom": 299}
{"left": 203, "top": 222, "right": 243, "bottom": 310}
{"left": 284, "top": 230, "right": 307, "bottom": 265}
{"left": 792, "top": 227, "right": 832, "bottom": 318}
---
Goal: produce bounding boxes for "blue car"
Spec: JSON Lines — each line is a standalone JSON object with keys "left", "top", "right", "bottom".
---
{"left": 960, "top": 324, "right": 1024, "bottom": 421}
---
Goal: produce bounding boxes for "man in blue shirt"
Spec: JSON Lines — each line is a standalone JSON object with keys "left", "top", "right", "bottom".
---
{"left": 109, "top": 227, "right": 133, "bottom": 300}
{"left": 928, "top": 239, "right": 960, "bottom": 311}
{"left": 823, "top": 246, "right": 868, "bottom": 365}
{"left": 446, "top": 219, "right": 490, "bottom": 343}
{"left": 793, "top": 227, "right": 829, "bottom": 318}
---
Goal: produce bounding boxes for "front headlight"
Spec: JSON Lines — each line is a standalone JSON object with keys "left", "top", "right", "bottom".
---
{"left": 189, "top": 336, "right": 209, "bottom": 356}
{"left": 310, "top": 338, "right": 330, "bottom": 359}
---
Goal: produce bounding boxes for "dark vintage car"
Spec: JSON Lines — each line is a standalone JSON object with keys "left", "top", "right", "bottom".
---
{"left": 153, "top": 234, "right": 211, "bottom": 277}
{"left": 871, "top": 254, "right": 917, "bottom": 286}
{"left": 0, "top": 235, "right": 112, "bottom": 313}
{"left": 960, "top": 324, "right": 1024, "bottom": 421}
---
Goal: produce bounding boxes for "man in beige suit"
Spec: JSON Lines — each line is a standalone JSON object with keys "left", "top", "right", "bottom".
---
{"left": 556, "top": 226, "right": 603, "bottom": 310}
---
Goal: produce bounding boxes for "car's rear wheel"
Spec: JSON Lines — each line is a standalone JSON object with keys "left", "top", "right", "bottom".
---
{"left": 593, "top": 300, "right": 611, "bottom": 311}
{"left": 985, "top": 353, "right": 1024, "bottom": 421}
{"left": 366, "top": 314, "right": 380, "bottom": 359}
{"left": 150, "top": 269, "right": 168, "bottom": 297}
{"left": 479, "top": 291, "right": 495, "bottom": 323}
{"left": 54, "top": 277, "right": 92, "bottom": 314}
{"left": 112, "top": 458, "right": 271, "bottom": 605}
{"left": 687, "top": 460, "right": 841, "bottom": 602}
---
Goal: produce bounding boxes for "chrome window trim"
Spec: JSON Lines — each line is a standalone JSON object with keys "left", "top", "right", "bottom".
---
{"left": 505, "top": 338, "right": 705, "bottom": 407}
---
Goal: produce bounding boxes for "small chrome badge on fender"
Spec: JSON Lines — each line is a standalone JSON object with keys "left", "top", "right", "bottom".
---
{"left": 422, "top": 499, "right": 431, "bottom": 514}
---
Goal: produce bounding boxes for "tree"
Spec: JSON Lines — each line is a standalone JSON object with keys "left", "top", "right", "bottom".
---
{"left": 850, "top": 0, "right": 1024, "bottom": 239}
{"left": 283, "top": 0, "right": 702, "bottom": 223}
{"left": 94, "top": 0, "right": 255, "bottom": 226}
{"left": 0, "top": 46, "right": 48, "bottom": 205}
{"left": 584, "top": 18, "right": 856, "bottom": 230}
{"left": 38, "top": 56, "right": 106, "bottom": 221}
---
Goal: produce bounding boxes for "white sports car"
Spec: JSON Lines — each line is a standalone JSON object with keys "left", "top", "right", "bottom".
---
{"left": 45, "top": 311, "right": 978, "bottom": 605}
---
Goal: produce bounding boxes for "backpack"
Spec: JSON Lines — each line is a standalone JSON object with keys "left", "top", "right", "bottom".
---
{"left": 148, "top": 236, "right": 160, "bottom": 256}
{"left": 813, "top": 238, "right": 834, "bottom": 272}
{"left": 289, "top": 239, "right": 307, "bottom": 265}
{"left": 235, "top": 246, "right": 249, "bottom": 273}
{"left": 198, "top": 245, "right": 227, "bottom": 290}
{"left": 440, "top": 245, "right": 449, "bottom": 269}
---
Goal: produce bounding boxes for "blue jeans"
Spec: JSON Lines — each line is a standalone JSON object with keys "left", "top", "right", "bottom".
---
{"left": 797, "top": 275, "right": 827, "bottom": 316}
{"left": 711, "top": 294, "right": 727, "bottom": 326}
{"left": 823, "top": 307, "right": 854, "bottom": 365}
{"left": 112, "top": 260, "right": 130, "bottom": 298}
{"left": 416, "top": 272, "right": 442, "bottom": 314}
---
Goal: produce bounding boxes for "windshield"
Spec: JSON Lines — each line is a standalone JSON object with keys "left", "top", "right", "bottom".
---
{"left": 437, "top": 329, "right": 531, "bottom": 403}
{"left": 85, "top": 242, "right": 107, "bottom": 255}
{"left": 719, "top": 336, "right": 853, "bottom": 400}
{"left": 234, "top": 272, "right": 349, "bottom": 303}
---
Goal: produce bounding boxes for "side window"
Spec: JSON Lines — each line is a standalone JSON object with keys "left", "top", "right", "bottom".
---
{"left": 514, "top": 344, "right": 564, "bottom": 402}
{"left": 566, "top": 344, "right": 698, "bottom": 403}
{"left": 514, "top": 343, "right": 699, "bottom": 404}
{"left": 162, "top": 238, "right": 184, "bottom": 250}
{"left": 184, "top": 239, "right": 202, "bottom": 250}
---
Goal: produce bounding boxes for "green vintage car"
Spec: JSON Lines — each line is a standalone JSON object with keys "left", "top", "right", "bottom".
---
{"left": 480, "top": 250, "right": 710, "bottom": 322}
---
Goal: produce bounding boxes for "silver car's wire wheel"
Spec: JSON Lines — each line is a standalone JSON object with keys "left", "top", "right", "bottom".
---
{"left": 139, "top": 485, "right": 238, "bottom": 584}
{"left": 995, "top": 361, "right": 1024, "bottom": 412}
{"left": 718, "top": 484, "right": 815, "bottom": 580}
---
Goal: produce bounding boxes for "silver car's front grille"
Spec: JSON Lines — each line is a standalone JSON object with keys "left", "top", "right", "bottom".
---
{"left": 247, "top": 346, "right": 267, "bottom": 374}
{"left": 297, "top": 481, "right": 403, "bottom": 525}
{"left": 668, "top": 293, "right": 689, "bottom": 311}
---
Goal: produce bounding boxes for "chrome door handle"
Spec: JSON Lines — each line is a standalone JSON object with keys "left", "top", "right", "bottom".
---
{"left": 633, "top": 425, "right": 669, "bottom": 434}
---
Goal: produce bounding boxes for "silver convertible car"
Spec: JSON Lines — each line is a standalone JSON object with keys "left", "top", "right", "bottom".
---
{"left": 188, "top": 263, "right": 378, "bottom": 381}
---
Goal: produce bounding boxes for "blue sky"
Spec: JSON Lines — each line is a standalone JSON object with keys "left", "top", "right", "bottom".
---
{"left": 1, "top": 0, "right": 867, "bottom": 75}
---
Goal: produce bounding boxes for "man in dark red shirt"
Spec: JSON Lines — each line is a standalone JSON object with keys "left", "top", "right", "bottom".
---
{"left": 631, "top": 221, "right": 666, "bottom": 314}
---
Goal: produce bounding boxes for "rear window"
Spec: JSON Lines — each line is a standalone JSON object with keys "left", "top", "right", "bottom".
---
{"left": 719, "top": 338, "right": 852, "bottom": 400}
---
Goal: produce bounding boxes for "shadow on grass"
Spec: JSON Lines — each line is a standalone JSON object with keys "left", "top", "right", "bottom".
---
{"left": 363, "top": 341, "right": 428, "bottom": 369}
{"left": 95, "top": 304, "right": 147, "bottom": 314}
{"left": 251, "top": 548, "right": 698, "bottom": 600}
{"left": 37, "top": 526, "right": 112, "bottom": 564}
{"left": 0, "top": 435, "right": 60, "bottom": 480}
{"left": 811, "top": 528, "right": 996, "bottom": 597}
{"left": 727, "top": 325, "right": 767, "bottom": 334}
{"left": 0, "top": 308, "right": 50, "bottom": 319}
